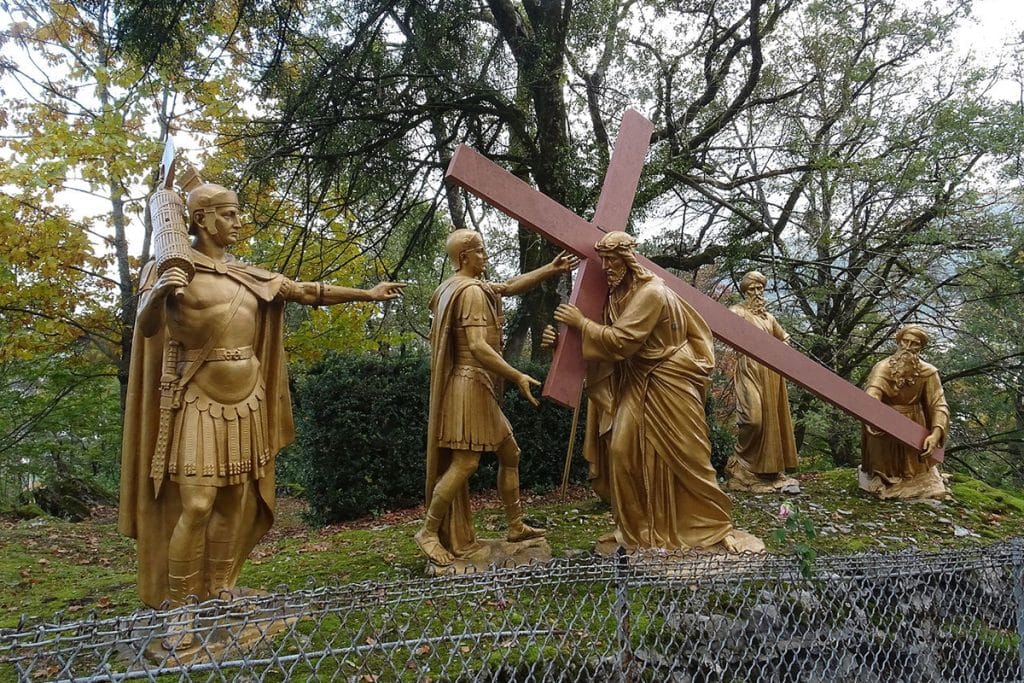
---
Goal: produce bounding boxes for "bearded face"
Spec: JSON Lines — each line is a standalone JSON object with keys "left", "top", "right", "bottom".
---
{"left": 888, "top": 347, "right": 923, "bottom": 389}
{"left": 743, "top": 283, "right": 767, "bottom": 317}
{"left": 600, "top": 253, "right": 628, "bottom": 289}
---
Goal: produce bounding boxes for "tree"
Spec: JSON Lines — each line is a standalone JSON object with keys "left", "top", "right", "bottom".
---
{"left": 644, "top": 0, "right": 1024, "bottom": 459}
{"left": 115, "top": 0, "right": 802, "bottom": 358}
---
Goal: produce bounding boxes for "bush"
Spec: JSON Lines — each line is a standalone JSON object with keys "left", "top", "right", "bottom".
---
{"left": 288, "top": 353, "right": 431, "bottom": 524}
{"left": 288, "top": 354, "right": 587, "bottom": 524}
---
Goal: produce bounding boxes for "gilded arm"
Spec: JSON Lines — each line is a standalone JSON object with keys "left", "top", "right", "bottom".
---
{"left": 492, "top": 251, "right": 578, "bottom": 297}
{"left": 280, "top": 280, "right": 406, "bottom": 305}
{"left": 466, "top": 327, "right": 540, "bottom": 406}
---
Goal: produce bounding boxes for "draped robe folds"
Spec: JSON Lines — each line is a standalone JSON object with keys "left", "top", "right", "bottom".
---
{"left": 861, "top": 359, "right": 949, "bottom": 480}
{"left": 425, "top": 276, "right": 507, "bottom": 558}
{"left": 581, "top": 275, "right": 733, "bottom": 550}
{"left": 118, "top": 251, "right": 293, "bottom": 608}
{"left": 728, "top": 305, "right": 798, "bottom": 474}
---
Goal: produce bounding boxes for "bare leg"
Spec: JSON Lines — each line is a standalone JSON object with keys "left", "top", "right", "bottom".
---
{"left": 496, "top": 437, "right": 544, "bottom": 542}
{"left": 415, "top": 450, "right": 480, "bottom": 565}
{"left": 164, "top": 484, "right": 217, "bottom": 651}
{"left": 205, "top": 483, "right": 248, "bottom": 599}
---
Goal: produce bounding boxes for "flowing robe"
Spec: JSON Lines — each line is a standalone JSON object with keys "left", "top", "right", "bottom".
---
{"left": 728, "top": 304, "right": 798, "bottom": 474}
{"left": 581, "top": 275, "right": 733, "bottom": 550}
{"left": 425, "top": 276, "right": 507, "bottom": 558}
{"left": 861, "top": 358, "right": 949, "bottom": 480}
{"left": 118, "top": 251, "right": 292, "bottom": 608}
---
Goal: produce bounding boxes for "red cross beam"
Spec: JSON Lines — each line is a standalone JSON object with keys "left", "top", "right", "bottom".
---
{"left": 445, "top": 109, "right": 944, "bottom": 462}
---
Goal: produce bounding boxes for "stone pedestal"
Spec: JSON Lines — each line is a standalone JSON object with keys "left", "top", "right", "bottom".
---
{"left": 425, "top": 536, "right": 552, "bottom": 576}
{"left": 726, "top": 456, "right": 801, "bottom": 494}
{"left": 118, "top": 588, "right": 301, "bottom": 667}
{"left": 858, "top": 466, "right": 949, "bottom": 500}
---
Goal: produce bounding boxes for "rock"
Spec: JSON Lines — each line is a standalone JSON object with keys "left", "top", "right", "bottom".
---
{"left": 30, "top": 475, "right": 115, "bottom": 522}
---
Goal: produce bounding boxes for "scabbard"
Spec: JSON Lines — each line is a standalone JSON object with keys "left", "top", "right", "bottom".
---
{"left": 150, "top": 339, "right": 181, "bottom": 497}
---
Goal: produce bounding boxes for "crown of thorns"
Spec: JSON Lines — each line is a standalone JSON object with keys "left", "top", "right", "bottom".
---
{"left": 594, "top": 231, "right": 637, "bottom": 253}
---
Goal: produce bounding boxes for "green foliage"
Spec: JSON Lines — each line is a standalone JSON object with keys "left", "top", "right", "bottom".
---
{"left": 0, "top": 356, "right": 122, "bottom": 506}
{"left": 705, "top": 387, "right": 736, "bottom": 476}
{"left": 289, "top": 353, "right": 431, "bottom": 523}
{"left": 288, "top": 354, "right": 588, "bottom": 524}
{"left": 29, "top": 475, "right": 117, "bottom": 522}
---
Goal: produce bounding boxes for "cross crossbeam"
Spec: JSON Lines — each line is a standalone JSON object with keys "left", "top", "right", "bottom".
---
{"left": 445, "top": 111, "right": 943, "bottom": 462}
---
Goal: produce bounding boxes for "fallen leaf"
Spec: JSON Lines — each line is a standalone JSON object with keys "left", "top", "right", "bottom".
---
{"left": 415, "top": 644, "right": 431, "bottom": 656}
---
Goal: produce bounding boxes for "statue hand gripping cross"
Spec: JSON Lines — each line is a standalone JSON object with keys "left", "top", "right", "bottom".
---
{"left": 445, "top": 109, "right": 943, "bottom": 462}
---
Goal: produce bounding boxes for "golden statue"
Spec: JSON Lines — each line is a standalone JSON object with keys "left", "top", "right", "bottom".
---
{"left": 859, "top": 324, "right": 949, "bottom": 499}
{"left": 725, "top": 271, "right": 800, "bottom": 493}
{"left": 415, "top": 229, "right": 577, "bottom": 569}
{"left": 547, "top": 232, "right": 762, "bottom": 553}
{"left": 118, "top": 181, "right": 404, "bottom": 636}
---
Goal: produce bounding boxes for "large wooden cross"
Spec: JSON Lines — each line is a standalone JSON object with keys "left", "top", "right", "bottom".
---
{"left": 445, "top": 109, "right": 944, "bottom": 462}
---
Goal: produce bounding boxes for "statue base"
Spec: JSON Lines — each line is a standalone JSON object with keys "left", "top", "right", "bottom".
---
{"left": 120, "top": 588, "right": 301, "bottom": 667}
{"left": 426, "top": 536, "right": 552, "bottom": 576}
{"left": 594, "top": 528, "right": 765, "bottom": 557}
{"left": 725, "top": 456, "right": 801, "bottom": 494}
{"left": 858, "top": 466, "right": 949, "bottom": 500}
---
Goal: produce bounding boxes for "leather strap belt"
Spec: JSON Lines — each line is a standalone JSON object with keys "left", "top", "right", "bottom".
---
{"left": 182, "top": 345, "right": 254, "bottom": 362}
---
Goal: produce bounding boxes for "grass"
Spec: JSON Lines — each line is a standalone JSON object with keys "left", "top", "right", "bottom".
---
{"left": 1, "top": 470, "right": 1023, "bottom": 629}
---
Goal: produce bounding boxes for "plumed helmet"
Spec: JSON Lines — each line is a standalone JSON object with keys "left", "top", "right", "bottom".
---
{"left": 186, "top": 183, "right": 239, "bottom": 234}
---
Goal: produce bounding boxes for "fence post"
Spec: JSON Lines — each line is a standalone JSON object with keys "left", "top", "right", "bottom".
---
{"left": 615, "top": 546, "right": 632, "bottom": 682}
{"left": 1013, "top": 538, "right": 1024, "bottom": 680}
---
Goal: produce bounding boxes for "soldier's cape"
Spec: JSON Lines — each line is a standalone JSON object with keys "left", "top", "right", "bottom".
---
{"left": 117, "top": 251, "right": 293, "bottom": 608}
{"left": 425, "top": 275, "right": 492, "bottom": 557}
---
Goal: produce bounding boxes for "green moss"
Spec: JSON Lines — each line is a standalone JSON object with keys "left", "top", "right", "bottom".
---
{"left": 949, "top": 474, "right": 1024, "bottom": 515}
{"left": 3, "top": 470, "right": 1024, "bottom": 627}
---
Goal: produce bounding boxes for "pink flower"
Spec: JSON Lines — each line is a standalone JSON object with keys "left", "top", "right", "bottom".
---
{"left": 778, "top": 502, "right": 793, "bottom": 521}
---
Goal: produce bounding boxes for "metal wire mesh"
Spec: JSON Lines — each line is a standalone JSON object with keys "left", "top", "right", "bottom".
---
{"left": 3, "top": 540, "right": 1022, "bottom": 682}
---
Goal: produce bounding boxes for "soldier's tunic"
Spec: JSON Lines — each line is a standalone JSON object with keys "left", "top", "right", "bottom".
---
{"left": 425, "top": 276, "right": 511, "bottom": 558}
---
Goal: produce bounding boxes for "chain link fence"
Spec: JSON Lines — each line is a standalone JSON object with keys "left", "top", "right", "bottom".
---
{"left": 2, "top": 540, "right": 1023, "bottom": 682}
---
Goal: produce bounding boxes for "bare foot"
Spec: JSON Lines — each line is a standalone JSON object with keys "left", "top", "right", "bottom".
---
{"left": 414, "top": 528, "right": 454, "bottom": 565}
{"left": 721, "top": 533, "right": 739, "bottom": 553}
{"left": 507, "top": 522, "right": 545, "bottom": 543}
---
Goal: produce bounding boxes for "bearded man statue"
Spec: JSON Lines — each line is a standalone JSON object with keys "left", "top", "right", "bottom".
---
{"left": 859, "top": 325, "right": 950, "bottom": 499}
{"left": 725, "top": 271, "right": 800, "bottom": 494}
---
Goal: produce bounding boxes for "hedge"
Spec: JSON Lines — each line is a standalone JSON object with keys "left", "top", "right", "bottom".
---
{"left": 287, "top": 353, "right": 586, "bottom": 524}
{"left": 288, "top": 352, "right": 734, "bottom": 524}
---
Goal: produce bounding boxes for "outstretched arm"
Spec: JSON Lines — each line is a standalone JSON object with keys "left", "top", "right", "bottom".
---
{"left": 281, "top": 280, "right": 406, "bottom": 305}
{"left": 493, "top": 251, "right": 578, "bottom": 297}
